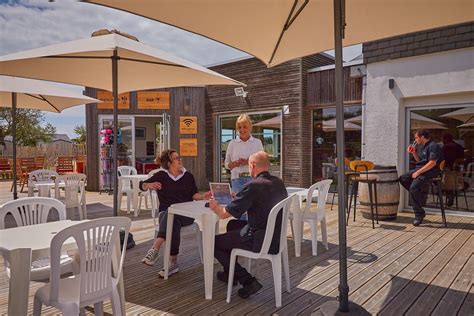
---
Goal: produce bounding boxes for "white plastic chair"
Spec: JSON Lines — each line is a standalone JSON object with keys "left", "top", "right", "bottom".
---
{"left": 138, "top": 168, "right": 164, "bottom": 212}
{"left": 33, "top": 217, "right": 131, "bottom": 316}
{"left": 54, "top": 173, "right": 87, "bottom": 220}
{"left": 149, "top": 190, "right": 204, "bottom": 263}
{"left": 0, "top": 197, "right": 73, "bottom": 281}
{"left": 27, "top": 169, "right": 59, "bottom": 197}
{"left": 117, "top": 166, "right": 138, "bottom": 214}
{"left": 227, "top": 194, "right": 293, "bottom": 308}
{"left": 290, "top": 179, "right": 332, "bottom": 256}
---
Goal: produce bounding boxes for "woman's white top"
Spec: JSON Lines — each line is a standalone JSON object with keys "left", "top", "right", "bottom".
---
{"left": 224, "top": 135, "right": 263, "bottom": 180}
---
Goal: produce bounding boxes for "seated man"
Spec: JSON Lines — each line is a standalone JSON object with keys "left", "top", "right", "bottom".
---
{"left": 210, "top": 151, "right": 287, "bottom": 299}
{"left": 399, "top": 129, "right": 443, "bottom": 226}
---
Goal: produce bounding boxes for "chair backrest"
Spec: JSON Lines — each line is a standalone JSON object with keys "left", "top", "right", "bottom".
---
{"left": 118, "top": 166, "right": 137, "bottom": 191}
{"left": 35, "top": 156, "right": 45, "bottom": 169}
{"left": 259, "top": 195, "right": 294, "bottom": 256}
{"left": 9, "top": 159, "right": 22, "bottom": 178}
{"left": 0, "top": 158, "right": 10, "bottom": 171}
{"left": 149, "top": 190, "right": 160, "bottom": 228}
{"left": 55, "top": 173, "right": 87, "bottom": 207}
{"left": 0, "top": 197, "right": 66, "bottom": 229}
{"left": 48, "top": 217, "right": 131, "bottom": 305}
{"left": 29, "top": 169, "right": 59, "bottom": 183}
{"left": 303, "top": 179, "right": 333, "bottom": 218}
{"left": 20, "top": 157, "right": 37, "bottom": 173}
{"left": 147, "top": 168, "right": 163, "bottom": 178}
{"left": 56, "top": 156, "right": 74, "bottom": 174}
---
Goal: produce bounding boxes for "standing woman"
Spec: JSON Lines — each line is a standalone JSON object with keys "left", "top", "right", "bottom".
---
{"left": 225, "top": 114, "right": 264, "bottom": 193}
{"left": 140, "top": 149, "right": 211, "bottom": 276}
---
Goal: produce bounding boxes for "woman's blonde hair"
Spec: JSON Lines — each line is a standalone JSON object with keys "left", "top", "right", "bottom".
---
{"left": 235, "top": 114, "right": 252, "bottom": 130}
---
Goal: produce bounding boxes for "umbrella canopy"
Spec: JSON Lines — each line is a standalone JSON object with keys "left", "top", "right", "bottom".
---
{"left": 410, "top": 113, "right": 447, "bottom": 130}
{"left": 253, "top": 115, "right": 282, "bottom": 129}
{"left": 0, "top": 31, "right": 244, "bottom": 215}
{"left": 0, "top": 76, "right": 99, "bottom": 112}
{"left": 0, "top": 33, "right": 244, "bottom": 93}
{"left": 84, "top": 0, "right": 473, "bottom": 67}
{"left": 322, "top": 118, "right": 361, "bottom": 132}
{"left": 440, "top": 106, "right": 474, "bottom": 123}
{"left": 0, "top": 75, "right": 100, "bottom": 199}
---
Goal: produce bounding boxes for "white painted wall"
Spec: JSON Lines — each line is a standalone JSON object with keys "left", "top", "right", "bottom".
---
{"left": 363, "top": 47, "right": 474, "bottom": 169}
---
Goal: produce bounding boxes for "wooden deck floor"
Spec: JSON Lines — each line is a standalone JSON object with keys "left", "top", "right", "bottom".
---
{"left": 0, "top": 182, "right": 473, "bottom": 315}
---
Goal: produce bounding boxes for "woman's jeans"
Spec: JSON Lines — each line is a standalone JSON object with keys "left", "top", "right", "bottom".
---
{"left": 156, "top": 209, "right": 194, "bottom": 256}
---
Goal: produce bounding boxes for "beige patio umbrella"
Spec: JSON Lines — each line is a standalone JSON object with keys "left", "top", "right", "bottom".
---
{"left": 440, "top": 106, "right": 474, "bottom": 123}
{"left": 322, "top": 118, "right": 361, "bottom": 132}
{"left": 0, "top": 75, "right": 100, "bottom": 199}
{"left": 410, "top": 113, "right": 447, "bottom": 130}
{"left": 83, "top": 0, "right": 473, "bottom": 312}
{"left": 0, "top": 31, "right": 244, "bottom": 215}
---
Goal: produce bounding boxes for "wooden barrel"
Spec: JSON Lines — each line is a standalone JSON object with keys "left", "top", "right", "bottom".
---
{"left": 358, "top": 165, "right": 399, "bottom": 220}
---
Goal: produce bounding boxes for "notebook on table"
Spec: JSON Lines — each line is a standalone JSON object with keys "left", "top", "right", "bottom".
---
{"left": 209, "top": 182, "right": 233, "bottom": 206}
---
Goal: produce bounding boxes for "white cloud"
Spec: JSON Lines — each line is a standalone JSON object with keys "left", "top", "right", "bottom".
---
{"left": 0, "top": 0, "right": 247, "bottom": 137}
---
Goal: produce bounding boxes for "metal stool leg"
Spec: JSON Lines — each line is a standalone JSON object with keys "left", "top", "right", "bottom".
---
{"left": 352, "top": 181, "right": 358, "bottom": 222}
{"left": 436, "top": 181, "right": 447, "bottom": 227}
{"left": 373, "top": 181, "right": 379, "bottom": 224}
{"left": 368, "top": 182, "right": 375, "bottom": 229}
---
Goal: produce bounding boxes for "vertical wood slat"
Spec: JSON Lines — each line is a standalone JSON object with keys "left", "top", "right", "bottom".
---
{"left": 85, "top": 87, "right": 207, "bottom": 190}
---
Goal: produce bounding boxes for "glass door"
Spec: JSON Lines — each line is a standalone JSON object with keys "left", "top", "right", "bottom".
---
{"left": 216, "top": 111, "right": 282, "bottom": 182}
{"left": 405, "top": 105, "right": 474, "bottom": 214}
{"left": 98, "top": 115, "right": 134, "bottom": 191}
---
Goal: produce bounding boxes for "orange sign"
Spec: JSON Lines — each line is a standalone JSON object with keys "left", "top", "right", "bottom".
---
{"left": 97, "top": 90, "right": 130, "bottom": 109}
{"left": 137, "top": 91, "right": 170, "bottom": 109}
{"left": 179, "top": 116, "right": 198, "bottom": 134}
{"left": 180, "top": 139, "right": 198, "bottom": 157}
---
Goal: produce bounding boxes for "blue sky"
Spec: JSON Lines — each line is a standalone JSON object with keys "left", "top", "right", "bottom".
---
{"left": 0, "top": 0, "right": 361, "bottom": 137}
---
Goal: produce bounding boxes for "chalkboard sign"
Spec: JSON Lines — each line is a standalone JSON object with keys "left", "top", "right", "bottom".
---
{"left": 146, "top": 141, "right": 155, "bottom": 156}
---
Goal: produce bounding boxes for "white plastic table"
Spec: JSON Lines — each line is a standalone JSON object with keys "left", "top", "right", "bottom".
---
{"left": 34, "top": 180, "right": 65, "bottom": 197}
{"left": 119, "top": 174, "right": 148, "bottom": 216}
{"left": 0, "top": 220, "right": 125, "bottom": 315}
{"left": 164, "top": 200, "right": 219, "bottom": 300}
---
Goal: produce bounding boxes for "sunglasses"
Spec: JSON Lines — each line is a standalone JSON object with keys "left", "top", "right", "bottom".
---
{"left": 171, "top": 155, "right": 181, "bottom": 161}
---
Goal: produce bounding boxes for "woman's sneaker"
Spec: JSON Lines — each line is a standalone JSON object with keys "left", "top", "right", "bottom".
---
{"left": 158, "top": 263, "right": 180, "bottom": 278}
{"left": 142, "top": 248, "right": 160, "bottom": 266}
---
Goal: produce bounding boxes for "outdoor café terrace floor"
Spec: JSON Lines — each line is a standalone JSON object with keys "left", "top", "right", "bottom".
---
{"left": 0, "top": 181, "right": 473, "bottom": 315}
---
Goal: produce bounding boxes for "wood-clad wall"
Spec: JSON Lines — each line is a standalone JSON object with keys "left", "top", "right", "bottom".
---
{"left": 85, "top": 87, "right": 206, "bottom": 191}
{"left": 206, "top": 54, "right": 333, "bottom": 187}
{"left": 307, "top": 67, "right": 363, "bottom": 106}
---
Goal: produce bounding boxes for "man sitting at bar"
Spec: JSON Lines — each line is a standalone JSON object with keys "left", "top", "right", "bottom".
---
{"left": 210, "top": 151, "right": 287, "bottom": 299}
{"left": 399, "top": 129, "right": 443, "bottom": 226}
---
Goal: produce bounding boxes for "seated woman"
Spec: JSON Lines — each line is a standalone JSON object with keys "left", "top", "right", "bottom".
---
{"left": 139, "top": 149, "right": 211, "bottom": 277}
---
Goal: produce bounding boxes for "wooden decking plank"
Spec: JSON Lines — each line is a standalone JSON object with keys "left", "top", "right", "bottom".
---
{"left": 362, "top": 217, "right": 469, "bottom": 313}
{"left": 169, "top": 220, "right": 379, "bottom": 315}
{"left": 431, "top": 250, "right": 474, "bottom": 316}
{"left": 265, "top": 219, "right": 430, "bottom": 316}
{"left": 405, "top": 234, "right": 474, "bottom": 315}
{"left": 294, "top": 217, "right": 463, "bottom": 316}
{"left": 457, "top": 284, "right": 474, "bottom": 316}
{"left": 349, "top": 219, "right": 464, "bottom": 308}
{"left": 378, "top": 224, "right": 472, "bottom": 315}
{"left": 219, "top": 226, "right": 397, "bottom": 315}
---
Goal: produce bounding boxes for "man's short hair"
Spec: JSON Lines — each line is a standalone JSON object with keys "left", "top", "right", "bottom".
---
{"left": 415, "top": 129, "right": 430, "bottom": 139}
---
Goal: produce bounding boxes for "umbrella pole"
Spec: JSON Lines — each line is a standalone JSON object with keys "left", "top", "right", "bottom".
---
{"left": 12, "top": 92, "right": 18, "bottom": 200}
{"left": 321, "top": 1, "right": 369, "bottom": 315}
{"left": 112, "top": 49, "right": 119, "bottom": 216}
{"left": 333, "top": 0, "right": 349, "bottom": 311}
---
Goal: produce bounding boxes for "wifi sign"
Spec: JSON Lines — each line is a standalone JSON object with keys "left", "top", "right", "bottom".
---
{"left": 180, "top": 116, "right": 197, "bottom": 134}
{"left": 183, "top": 118, "right": 194, "bottom": 127}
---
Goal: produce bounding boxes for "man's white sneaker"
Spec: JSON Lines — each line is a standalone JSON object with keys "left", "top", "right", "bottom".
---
{"left": 141, "top": 247, "right": 160, "bottom": 266}
{"left": 158, "top": 263, "right": 179, "bottom": 278}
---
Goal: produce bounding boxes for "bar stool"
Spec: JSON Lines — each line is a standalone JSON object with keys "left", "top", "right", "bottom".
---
{"left": 347, "top": 160, "right": 379, "bottom": 229}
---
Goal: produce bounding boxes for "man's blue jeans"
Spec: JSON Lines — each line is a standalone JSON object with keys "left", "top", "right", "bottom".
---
{"left": 399, "top": 171, "right": 435, "bottom": 217}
